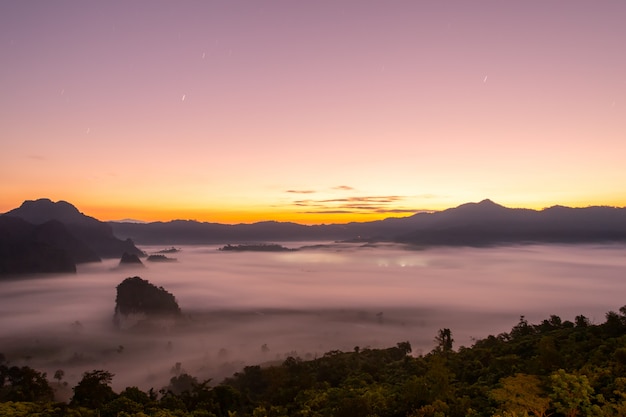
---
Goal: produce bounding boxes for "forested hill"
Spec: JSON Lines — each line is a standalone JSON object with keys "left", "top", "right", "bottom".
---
{"left": 109, "top": 199, "right": 626, "bottom": 245}
{"left": 2, "top": 307, "right": 626, "bottom": 416}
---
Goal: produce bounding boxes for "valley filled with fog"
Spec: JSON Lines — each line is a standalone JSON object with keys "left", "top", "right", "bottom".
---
{"left": 1, "top": 242, "right": 625, "bottom": 394}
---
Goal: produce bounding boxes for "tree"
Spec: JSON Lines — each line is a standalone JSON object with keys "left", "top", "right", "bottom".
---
{"left": 549, "top": 369, "right": 599, "bottom": 417}
{"left": 53, "top": 369, "right": 64, "bottom": 385}
{"left": 510, "top": 315, "right": 535, "bottom": 339}
{"left": 165, "top": 373, "right": 198, "bottom": 396}
{"left": 102, "top": 396, "right": 144, "bottom": 417}
{"left": 537, "top": 336, "right": 561, "bottom": 371}
{"left": 71, "top": 369, "right": 117, "bottom": 409}
{"left": 537, "top": 315, "right": 563, "bottom": 332}
{"left": 604, "top": 311, "right": 624, "bottom": 337}
{"left": 490, "top": 373, "right": 550, "bottom": 417}
{"left": 119, "top": 386, "right": 152, "bottom": 405}
{"left": 575, "top": 315, "right": 590, "bottom": 327}
{"left": 397, "top": 341, "right": 412, "bottom": 355}
{"left": 435, "top": 328, "right": 454, "bottom": 353}
{"left": 0, "top": 365, "right": 54, "bottom": 402}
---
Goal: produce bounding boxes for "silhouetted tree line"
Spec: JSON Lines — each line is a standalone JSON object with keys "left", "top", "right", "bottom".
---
{"left": 3, "top": 306, "right": 626, "bottom": 416}
{"left": 219, "top": 244, "right": 295, "bottom": 252}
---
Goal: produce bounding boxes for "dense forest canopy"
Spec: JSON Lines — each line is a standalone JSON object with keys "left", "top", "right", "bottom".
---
{"left": 2, "top": 307, "right": 626, "bottom": 416}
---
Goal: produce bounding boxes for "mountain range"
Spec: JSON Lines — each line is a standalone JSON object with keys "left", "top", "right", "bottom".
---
{"left": 109, "top": 199, "right": 626, "bottom": 246}
{"left": 3, "top": 198, "right": 626, "bottom": 275}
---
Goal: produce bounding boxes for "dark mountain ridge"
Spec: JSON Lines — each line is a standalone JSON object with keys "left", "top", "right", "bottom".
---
{"left": 0, "top": 216, "right": 78, "bottom": 275}
{"left": 396, "top": 200, "right": 626, "bottom": 246}
{"left": 109, "top": 199, "right": 626, "bottom": 246}
{"left": 4, "top": 198, "right": 144, "bottom": 259}
{"left": 1, "top": 199, "right": 145, "bottom": 275}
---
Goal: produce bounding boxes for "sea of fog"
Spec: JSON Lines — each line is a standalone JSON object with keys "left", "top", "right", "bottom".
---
{"left": 1, "top": 242, "right": 625, "bottom": 395}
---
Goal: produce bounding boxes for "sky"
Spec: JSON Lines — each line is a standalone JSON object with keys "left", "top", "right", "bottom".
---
{"left": 1, "top": 1, "right": 625, "bottom": 224}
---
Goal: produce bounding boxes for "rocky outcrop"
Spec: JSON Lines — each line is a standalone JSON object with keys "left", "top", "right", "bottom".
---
{"left": 113, "top": 277, "right": 181, "bottom": 328}
{"left": 119, "top": 252, "right": 144, "bottom": 267}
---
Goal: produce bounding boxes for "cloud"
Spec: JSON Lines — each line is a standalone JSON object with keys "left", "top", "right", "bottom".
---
{"left": 293, "top": 200, "right": 326, "bottom": 207}
{"left": 289, "top": 194, "right": 421, "bottom": 216}
{"left": 286, "top": 190, "right": 316, "bottom": 194}
{"left": 319, "top": 196, "right": 404, "bottom": 204}
{"left": 287, "top": 192, "right": 437, "bottom": 216}
{"left": 300, "top": 210, "right": 356, "bottom": 214}
{"left": 375, "top": 208, "right": 427, "bottom": 214}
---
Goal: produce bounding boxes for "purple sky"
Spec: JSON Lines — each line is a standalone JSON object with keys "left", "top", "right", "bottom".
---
{"left": 2, "top": 1, "right": 625, "bottom": 223}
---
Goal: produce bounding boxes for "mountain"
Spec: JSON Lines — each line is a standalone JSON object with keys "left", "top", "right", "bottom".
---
{"left": 4, "top": 198, "right": 144, "bottom": 259}
{"left": 110, "top": 199, "right": 626, "bottom": 246}
{"left": 0, "top": 216, "right": 77, "bottom": 275}
{"left": 395, "top": 199, "right": 626, "bottom": 246}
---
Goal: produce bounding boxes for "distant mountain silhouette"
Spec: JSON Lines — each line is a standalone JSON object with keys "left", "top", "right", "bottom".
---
{"left": 109, "top": 219, "right": 354, "bottom": 244}
{"left": 110, "top": 199, "right": 626, "bottom": 246}
{"left": 395, "top": 199, "right": 626, "bottom": 246}
{"left": 4, "top": 198, "right": 144, "bottom": 259}
{"left": 0, "top": 216, "right": 78, "bottom": 275}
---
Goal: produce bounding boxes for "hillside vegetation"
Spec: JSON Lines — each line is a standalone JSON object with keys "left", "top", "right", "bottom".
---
{"left": 2, "top": 307, "right": 626, "bottom": 416}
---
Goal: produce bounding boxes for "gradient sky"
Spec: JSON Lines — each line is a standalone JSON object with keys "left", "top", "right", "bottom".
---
{"left": 2, "top": 1, "right": 625, "bottom": 224}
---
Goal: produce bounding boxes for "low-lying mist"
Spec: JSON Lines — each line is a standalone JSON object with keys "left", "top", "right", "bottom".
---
{"left": 1, "top": 242, "right": 625, "bottom": 395}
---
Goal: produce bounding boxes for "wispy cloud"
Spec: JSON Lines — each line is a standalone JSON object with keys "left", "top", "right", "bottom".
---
{"left": 375, "top": 208, "right": 425, "bottom": 214}
{"left": 289, "top": 194, "right": 420, "bottom": 216}
{"left": 286, "top": 190, "right": 316, "bottom": 194}
{"left": 285, "top": 188, "right": 438, "bottom": 216}
{"left": 318, "top": 196, "right": 404, "bottom": 204}
{"left": 300, "top": 210, "right": 356, "bottom": 214}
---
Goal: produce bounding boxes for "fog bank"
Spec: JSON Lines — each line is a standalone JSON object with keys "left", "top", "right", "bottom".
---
{"left": 1, "top": 242, "right": 625, "bottom": 393}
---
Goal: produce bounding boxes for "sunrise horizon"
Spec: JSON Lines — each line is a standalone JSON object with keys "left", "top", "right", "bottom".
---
{"left": 3, "top": 195, "right": 625, "bottom": 226}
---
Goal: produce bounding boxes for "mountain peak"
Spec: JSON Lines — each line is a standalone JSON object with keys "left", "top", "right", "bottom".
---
{"left": 451, "top": 199, "right": 507, "bottom": 212}
{"left": 3, "top": 198, "right": 145, "bottom": 260}
{"left": 477, "top": 198, "right": 497, "bottom": 206}
{"left": 7, "top": 198, "right": 85, "bottom": 224}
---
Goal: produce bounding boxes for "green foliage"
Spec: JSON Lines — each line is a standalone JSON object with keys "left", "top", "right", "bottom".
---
{"left": 549, "top": 369, "right": 599, "bottom": 417}
{"left": 3, "top": 307, "right": 626, "bottom": 416}
{"left": 102, "top": 396, "right": 144, "bottom": 417}
{"left": 490, "top": 373, "right": 550, "bottom": 417}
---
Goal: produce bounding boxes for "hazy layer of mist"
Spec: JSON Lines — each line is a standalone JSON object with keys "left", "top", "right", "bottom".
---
{"left": 1, "top": 242, "right": 625, "bottom": 394}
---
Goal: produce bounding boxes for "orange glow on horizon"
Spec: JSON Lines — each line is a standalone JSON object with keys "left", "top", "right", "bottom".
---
{"left": 2, "top": 194, "right": 626, "bottom": 226}
{"left": 80, "top": 204, "right": 422, "bottom": 225}
{"left": 67, "top": 197, "right": 626, "bottom": 225}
